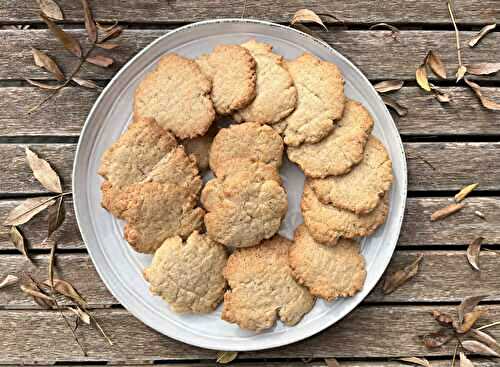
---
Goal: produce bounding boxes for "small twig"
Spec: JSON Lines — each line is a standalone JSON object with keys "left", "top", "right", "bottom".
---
{"left": 451, "top": 339, "right": 459, "bottom": 367}
{"left": 407, "top": 153, "right": 436, "bottom": 170}
{"left": 87, "top": 312, "right": 113, "bottom": 346}
{"left": 240, "top": 0, "right": 247, "bottom": 18}
{"left": 447, "top": 1, "right": 462, "bottom": 67}
{"left": 51, "top": 294, "right": 87, "bottom": 356}
{"left": 477, "top": 320, "right": 500, "bottom": 331}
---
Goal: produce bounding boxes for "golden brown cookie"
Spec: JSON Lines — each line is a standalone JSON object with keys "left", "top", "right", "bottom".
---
{"left": 222, "top": 235, "right": 315, "bottom": 331}
{"left": 282, "top": 53, "right": 345, "bottom": 146}
{"left": 289, "top": 225, "right": 366, "bottom": 301}
{"left": 209, "top": 122, "right": 284, "bottom": 177}
{"left": 287, "top": 99, "right": 374, "bottom": 178}
{"left": 214, "top": 158, "right": 282, "bottom": 184}
{"left": 143, "top": 231, "right": 227, "bottom": 313}
{"left": 134, "top": 53, "right": 215, "bottom": 139}
{"left": 201, "top": 168, "right": 287, "bottom": 248}
{"left": 233, "top": 40, "right": 297, "bottom": 124}
{"left": 301, "top": 183, "right": 388, "bottom": 245}
{"left": 196, "top": 45, "right": 257, "bottom": 115}
{"left": 310, "top": 136, "right": 393, "bottom": 214}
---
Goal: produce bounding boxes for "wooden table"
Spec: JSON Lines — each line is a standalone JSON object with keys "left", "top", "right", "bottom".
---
{"left": 0, "top": 1, "right": 499, "bottom": 366}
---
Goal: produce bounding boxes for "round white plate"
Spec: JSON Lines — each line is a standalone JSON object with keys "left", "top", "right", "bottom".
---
{"left": 73, "top": 19, "right": 407, "bottom": 352}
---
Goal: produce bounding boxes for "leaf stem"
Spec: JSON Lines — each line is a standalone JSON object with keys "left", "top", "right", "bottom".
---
{"left": 477, "top": 320, "right": 500, "bottom": 331}
{"left": 51, "top": 293, "right": 87, "bottom": 356}
{"left": 447, "top": 0, "right": 462, "bottom": 66}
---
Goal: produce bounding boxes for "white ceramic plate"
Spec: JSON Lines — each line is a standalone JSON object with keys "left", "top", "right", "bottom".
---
{"left": 73, "top": 19, "right": 407, "bottom": 352}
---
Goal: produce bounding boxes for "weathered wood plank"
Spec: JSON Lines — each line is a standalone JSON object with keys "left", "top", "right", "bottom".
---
{"left": 3, "top": 86, "right": 500, "bottom": 137}
{"left": 1, "top": 29, "right": 499, "bottom": 81}
{"left": 1, "top": 250, "right": 499, "bottom": 308}
{"left": 0, "top": 0, "right": 497, "bottom": 24}
{"left": 0, "top": 305, "right": 498, "bottom": 362}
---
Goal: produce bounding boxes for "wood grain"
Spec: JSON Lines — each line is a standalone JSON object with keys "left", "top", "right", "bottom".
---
{"left": 0, "top": 0, "right": 497, "bottom": 24}
{"left": 2, "top": 29, "right": 500, "bottom": 82}
{"left": 0, "top": 305, "right": 498, "bottom": 362}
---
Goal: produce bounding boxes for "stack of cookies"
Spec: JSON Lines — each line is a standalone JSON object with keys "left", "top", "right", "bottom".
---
{"left": 98, "top": 39, "right": 393, "bottom": 331}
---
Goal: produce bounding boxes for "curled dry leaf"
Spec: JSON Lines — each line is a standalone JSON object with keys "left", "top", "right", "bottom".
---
{"left": 25, "top": 79, "right": 64, "bottom": 90}
{"left": 474, "top": 210, "right": 486, "bottom": 220}
{"left": 9, "top": 226, "right": 31, "bottom": 261}
{"left": 325, "top": 358, "right": 340, "bottom": 367}
{"left": 430, "top": 203, "right": 464, "bottom": 221}
{"left": 458, "top": 295, "right": 489, "bottom": 323}
{"left": 95, "top": 42, "right": 120, "bottom": 50}
{"left": 31, "top": 48, "right": 64, "bottom": 81}
{"left": 37, "top": 0, "right": 63, "bottom": 20}
{"left": 80, "top": 0, "right": 97, "bottom": 43}
{"left": 45, "top": 278, "right": 87, "bottom": 307}
{"left": 0, "top": 275, "right": 19, "bottom": 289}
{"left": 456, "top": 65, "right": 467, "bottom": 83}
{"left": 467, "top": 237, "right": 484, "bottom": 271}
{"left": 40, "top": 13, "right": 82, "bottom": 58}
{"left": 291, "top": 9, "right": 328, "bottom": 31}
{"left": 462, "top": 340, "right": 500, "bottom": 357}
{"left": 398, "top": 357, "right": 431, "bottom": 367}
{"left": 373, "top": 80, "right": 404, "bottom": 93}
{"left": 465, "top": 77, "right": 500, "bottom": 111}
{"left": 455, "top": 183, "right": 479, "bottom": 202}
{"left": 3, "top": 196, "right": 56, "bottom": 226}
{"left": 470, "top": 328, "right": 499, "bottom": 348}
{"left": 96, "top": 20, "right": 118, "bottom": 32}
{"left": 99, "top": 26, "right": 123, "bottom": 43}
{"left": 20, "top": 284, "right": 55, "bottom": 308}
{"left": 72, "top": 77, "right": 99, "bottom": 89}
{"left": 426, "top": 51, "right": 447, "bottom": 79}
{"left": 381, "top": 95, "right": 408, "bottom": 116}
{"left": 86, "top": 55, "right": 114, "bottom": 68}
{"left": 469, "top": 24, "right": 497, "bottom": 48}
{"left": 25, "top": 146, "right": 62, "bottom": 193}
{"left": 47, "top": 196, "right": 65, "bottom": 239}
{"left": 467, "top": 63, "right": 500, "bottom": 76}
{"left": 416, "top": 64, "right": 431, "bottom": 92}
{"left": 455, "top": 309, "right": 486, "bottom": 334}
{"left": 422, "top": 327, "right": 454, "bottom": 348}
{"left": 431, "top": 310, "right": 454, "bottom": 327}
{"left": 216, "top": 351, "right": 238, "bottom": 364}
{"left": 382, "top": 253, "right": 423, "bottom": 294}
{"left": 459, "top": 352, "right": 474, "bottom": 367}
{"left": 67, "top": 306, "right": 90, "bottom": 324}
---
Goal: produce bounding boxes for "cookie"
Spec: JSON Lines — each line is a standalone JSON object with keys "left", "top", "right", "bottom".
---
{"left": 310, "top": 136, "right": 393, "bottom": 214}
{"left": 110, "top": 182, "right": 205, "bottom": 253}
{"left": 282, "top": 53, "right": 345, "bottom": 146}
{"left": 209, "top": 122, "right": 284, "bottom": 177}
{"left": 301, "top": 183, "right": 388, "bottom": 245}
{"left": 196, "top": 45, "right": 257, "bottom": 115}
{"left": 201, "top": 168, "right": 287, "bottom": 248}
{"left": 134, "top": 53, "right": 215, "bottom": 139}
{"left": 222, "top": 235, "right": 315, "bottom": 331}
{"left": 289, "top": 225, "right": 366, "bottom": 301}
{"left": 181, "top": 125, "right": 218, "bottom": 171}
{"left": 233, "top": 40, "right": 297, "bottom": 124}
{"left": 143, "top": 231, "right": 227, "bottom": 313}
{"left": 287, "top": 99, "right": 374, "bottom": 178}
{"left": 215, "top": 159, "right": 282, "bottom": 184}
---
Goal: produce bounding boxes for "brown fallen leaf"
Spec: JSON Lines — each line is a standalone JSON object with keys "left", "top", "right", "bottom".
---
{"left": 67, "top": 306, "right": 90, "bottom": 324}
{"left": 3, "top": 196, "right": 57, "bottom": 226}
{"left": 467, "top": 63, "right": 500, "bottom": 76}
{"left": 462, "top": 340, "right": 500, "bottom": 357}
{"left": 95, "top": 42, "right": 120, "bottom": 50}
{"left": 458, "top": 295, "right": 489, "bottom": 323}
{"left": 99, "top": 25, "right": 123, "bottom": 43}
{"left": 86, "top": 55, "right": 114, "bottom": 68}
{"left": 45, "top": 278, "right": 87, "bottom": 307}
{"left": 398, "top": 357, "right": 431, "bottom": 367}
{"left": 430, "top": 84, "right": 451, "bottom": 103}
{"left": 426, "top": 50, "right": 447, "bottom": 79}
{"left": 470, "top": 328, "right": 499, "bottom": 348}
{"left": 31, "top": 48, "right": 64, "bottom": 80}
{"left": 47, "top": 196, "right": 65, "bottom": 239}
{"left": 25, "top": 79, "right": 65, "bottom": 90}
{"left": 422, "top": 327, "right": 455, "bottom": 348}
{"left": 40, "top": 13, "right": 82, "bottom": 58}
{"left": 21, "top": 283, "right": 55, "bottom": 308}
{"left": 455, "top": 183, "right": 479, "bottom": 202}
{"left": 373, "top": 80, "right": 404, "bottom": 93}
{"left": 416, "top": 63, "right": 431, "bottom": 92}
{"left": 456, "top": 65, "right": 467, "bottom": 83}
{"left": 381, "top": 95, "right": 408, "bottom": 116}
{"left": 382, "top": 253, "right": 423, "bottom": 294}
{"left": 465, "top": 77, "right": 500, "bottom": 111}
{"left": 25, "top": 146, "right": 62, "bottom": 193}
{"left": 466, "top": 237, "right": 484, "bottom": 271}
{"left": 80, "top": 0, "right": 97, "bottom": 43}
{"left": 37, "top": 0, "right": 63, "bottom": 20}
{"left": 96, "top": 20, "right": 118, "bottom": 32}
{"left": 459, "top": 352, "right": 474, "bottom": 367}
{"left": 469, "top": 24, "right": 496, "bottom": 48}
{"left": 430, "top": 203, "right": 464, "bottom": 221}
{"left": 9, "top": 226, "right": 31, "bottom": 261}
{"left": 0, "top": 275, "right": 19, "bottom": 289}
{"left": 325, "top": 358, "right": 340, "bottom": 367}
{"left": 290, "top": 9, "right": 328, "bottom": 31}
{"left": 72, "top": 77, "right": 99, "bottom": 89}
{"left": 216, "top": 351, "right": 238, "bottom": 364}
{"left": 431, "top": 310, "right": 454, "bottom": 327}
{"left": 455, "top": 309, "right": 486, "bottom": 333}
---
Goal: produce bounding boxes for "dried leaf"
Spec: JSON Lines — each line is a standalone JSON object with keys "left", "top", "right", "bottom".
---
{"left": 0, "top": 275, "right": 19, "bottom": 289}
{"left": 216, "top": 351, "right": 238, "bottom": 364}
{"left": 86, "top": 55, "right": 114, "bottom": 68}
{"left": 398, "top": 357, "right": 431, "bottom": 367}
{"left": 37, "top": 0, "right": 63, "bottom": 20}
{"left": 20, "top": 284, "right": 55, "bottom": 308}
{"left": 470, "top": 328, "right": 499, "bottom": 348}
{"left": 95, "top": 42, "right": 120, "bottom": 50}
{"left": 72, "top": 77, "right": 98, "bottom": 89}
{"left": 416, "top": 64, "right": 431, "bottom": 92}
{"left": 67, "top": 306, "right": 90, "bottom": 324}
{"left": 45, "top": 278, "right": 87, "bottom": 307}
{"left": 291, "top": 9, "right": 328, "bottom": 31}
{"left": 99, "top": 26, "right": 123, "bottom": 43}
{"left": 25, "top": 79, "right": 64, "bottom": 90}
{"left": 382, "top": 253, "right": 423, "bottom": 294}
{"left": 373, "top": 80, "right": 404, "bottom": 93}
{"left": 9, "top": 226, "right": 30, "bottom": 261}
{"left": 469, "top": 24, "right": 496, "bottom": 48}
{"left": 325, "top": 358, "right": 340, "bottom": 367}
{"left": 467, "top": 237, "right": 484, "bottom": 271}
{"left": 422, "top": 327, "right": 455, "bottom": 348}
{"left": 48, "top": 241, "right": 57, "bottom": 286}
{"left": 431, "top": 310, "right": 454, "bottom": 327}
{"left": 459, "top": 352, "right": 474, "bottom": 367}
{"left": 80, "top": 0, "right": 97, "bottom": 43}
{"left": 455, "top": 65, "right": 467, "bottom": 82}
{"left": 474, "top": 210, "right": 486, "bottom": 220}
{"left": 430, "top": 84, "right": 451, "bottom": 103}
{"left": 40, "top": 13, "right": 82, "bottom": 58}
{"left": 25, "top": 146, "right": 62, "bottom": 193}
{"left": 426, "top": 50, "right": 447, "bottom": 79}
{"left": 31, "top": 48, "right": 64, "bottom": 80}
{"left": 458, "top": 295, "right": 489, "bottom": 323}
{"left": 465, "top": 77, "right": 500, "bottom": 111}
{"left": 381, "top": 95, "right": 408, "bottom": 116}
{"left": 462, "top": 340, "right": 500, "bottom": 357}
{"left": 467, "top": 63, "right": 500, "bottom": 76}
{"left": 430, "top": 203, "right": 464, "bottom": 221}
{"left": 3, "top": 196, "right": 56, "bottom": 226}
{"left": 369, "top": 23, "right": 400, "bottom": 34}
{"left": 47, "top": 196, "right": 65, "bottom": 238}
{"left": 455, "top": 183, "right": 479, "bottom": 202}
{"left": 456, "top": 309, "right": 486, "bottom": 333}
{"left": 96, "top": 20, "right": 118, "bottom": 32}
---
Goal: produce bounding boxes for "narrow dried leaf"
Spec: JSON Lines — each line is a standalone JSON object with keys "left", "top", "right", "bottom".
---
{"left": 95, "top": 42, "right": 119, "bottom": 50}
{"left": 40, "top": 13, "right": 82, "bottom": 57}
{"left": 3, "top": 196, "right": 56, "bottom": 226}
{"left": 216, "top": 351, "right": 238, "bottom": 364}
{"left": 0, "top": 275, "right": 19, "bottom": 289}
{"left": 9, "top": 226, "right": 30, "bottom": 261}
{"left": 325, "top": 358, "right": 340, "bottom": 367}
{"left": 86, "top": 55, "right": 114, "bottom": 68}
{"left": 465, "top": 77, "right": 500, "bottom": 111}
{"left": 45, "top": 278, "right": 87, "bottom": 307}
{"left": 20, "top": 284, "right": 55, "bottom": 308}
{"left": 96, "top": 20, "right": 118, "bottom": 32}
{"left": 474, "top": 210, "right": 486, "bottom": 220}
{"left": 456, "top": 65, "right": 467, "bottom": 82}
{"left": 462, "top": 340, "right": 500, "bottom": 357}
{"left": 426, "top": 51, "right": 447, "bottom": 79}
{"left": 291, "top": 9, "right": 328, "bottom": 31}
{"left": 25, "top": 146, "right": 62, "bottom": 193}
{"left": 25, "top": 79, "right": 64, "bottom": 90}
{"left": 373, "top": 80, "right": 404, "bottom": 93}
{"left": 67, "top": 306, "right": 90, "bottom": 324}
{"left": 381, "top": 95, "right": 408, "bottom": 116}
{"left": 467, "top": 63, "right": 500, "bottom": 76}
{"left": 430, "top": 203, "right": 464, "bottom": 221}
{"left": 456, "top": 309, "right": 486, "bottom": 333}
{"left": 47, "top": 196, "right": 65, "bottom": 238}
{"left": 455, "top": 183, "right": 479, "bottom": 202}
{"left": 458, "top": 295, "right": 489, "bottom": 323}
{"left": 422, "top": 327, "right": 455, "bottom": 348}
{"left": 80, "top": 0, "right": 97, "bottom": 43}
{"left": 471, "top": 329, "right": 499, "bottom": 348}
{"left": 416, "top": 64, "right": 431, "bottom": 92}
{"left": 431, "top": 310, "right": 454, "bottom": 327}
{"left": 31, "top": 48, "right": 64, "bottom": 80}
{"left": 398, "top": 357, "right": 431, "bottom": 367}
{"left": 99, "top": 26, "right": 123, "bottom": 43}
{"left": 467, "top": 237, "right": 484, "bottom": 271}
{"left": 37, "top": 0, "right": 63, "bottom": 20}
{"left": 383, "top": 253, "right": 423, "bottom": 294}
{"left": 469, "top": 24, "right": 496, "bottom": 48}
{"left": 72, "top": 77, "right": 98, "bottom": 89}
{"left": 459, "top": 352, "right": 474, "bottom": 367}
{"left": 48, "top": 241, "right": 57, "bottom": 286}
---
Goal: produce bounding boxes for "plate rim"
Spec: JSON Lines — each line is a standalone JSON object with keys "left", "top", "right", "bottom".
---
{"left": 73, "top": 18, "right": 408, "bottom": 352}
